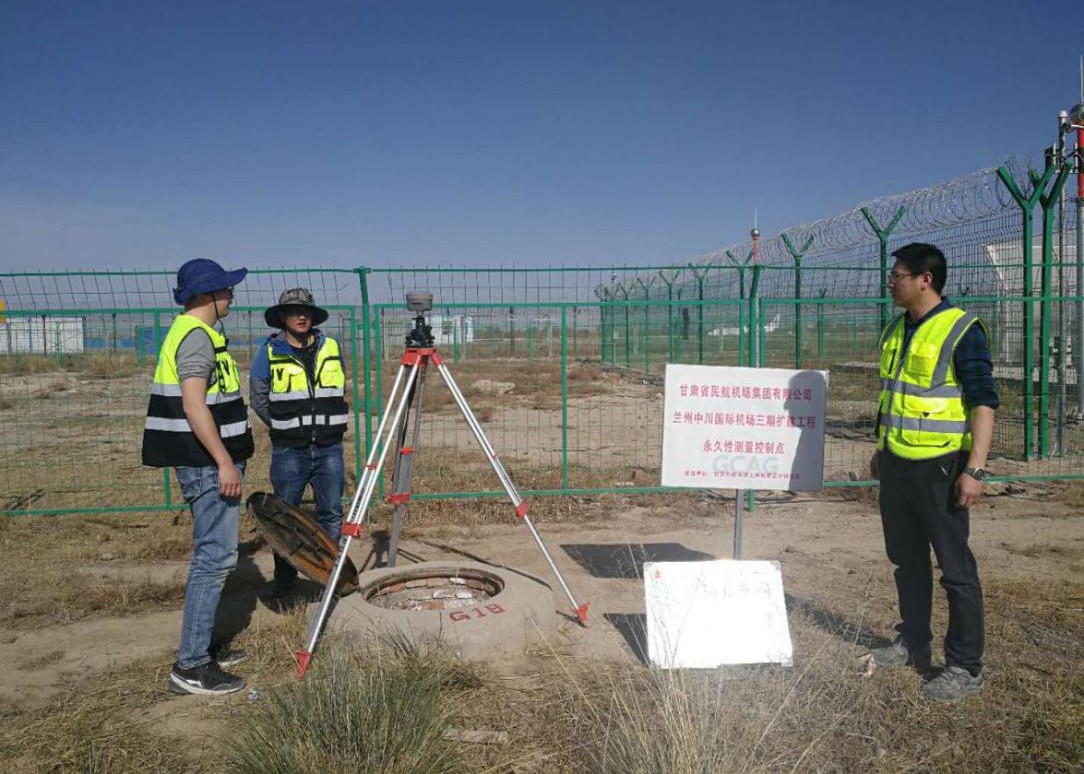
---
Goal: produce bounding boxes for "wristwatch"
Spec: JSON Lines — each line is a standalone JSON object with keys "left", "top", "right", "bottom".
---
{"left": 963, "top": 466, "right": 987, "bottom": 481}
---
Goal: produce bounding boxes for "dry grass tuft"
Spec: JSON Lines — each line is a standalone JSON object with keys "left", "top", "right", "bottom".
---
{"left": 227, "top": 642, "right": 467, "bottom": 774}
{"left": 516, "top": 604, "right": 1084, "bottom": 772}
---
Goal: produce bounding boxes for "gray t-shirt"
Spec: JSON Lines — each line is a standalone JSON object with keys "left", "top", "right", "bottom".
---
{"left": 175, "top": 328, "right": 216, "bottom": 383}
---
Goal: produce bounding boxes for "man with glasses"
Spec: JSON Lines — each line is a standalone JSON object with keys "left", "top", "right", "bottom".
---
{"left": 250, "top": 288, "right": 349, "bottom": 607}
{"left": 868, "top": 243, "right": 998, "bottom": 702}
{"left": 143, "top": 258, "right": 254, "bottom": 695}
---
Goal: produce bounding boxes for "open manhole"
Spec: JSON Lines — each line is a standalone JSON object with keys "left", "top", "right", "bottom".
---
{"left": 336, "top": 561, "right": 558, "bottom": 660}
{"left": 364, "top": 568, "right": 503, "bottom": 612}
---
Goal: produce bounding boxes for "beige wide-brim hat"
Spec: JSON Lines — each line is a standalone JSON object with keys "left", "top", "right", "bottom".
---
{"left": 264, "top": 287, "right": 329, "bottom": 328}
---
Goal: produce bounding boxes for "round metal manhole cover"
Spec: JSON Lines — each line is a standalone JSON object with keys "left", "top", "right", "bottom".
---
{"left": 365, "top": 569, "right": 503, "bottom": 612}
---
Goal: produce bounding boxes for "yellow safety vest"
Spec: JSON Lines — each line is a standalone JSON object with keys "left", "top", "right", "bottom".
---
{"left": 266, "top": 336, "right": 348, "bottom": 447}
{"left": 142, "top": 315, "right": 254, "bottom": 467}
{"left": 877, "top": 306, "right": 983, "bottom": 460}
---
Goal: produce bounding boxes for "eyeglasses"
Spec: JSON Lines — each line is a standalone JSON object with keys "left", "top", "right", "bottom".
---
{"left": 283, "top": 306, "right": 310, "bottom": 318}
{"left": 887, "top": 272, "right": 918, "bottom": 282}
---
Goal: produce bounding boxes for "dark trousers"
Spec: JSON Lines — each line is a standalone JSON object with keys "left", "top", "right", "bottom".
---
{"left": 878, "top": 449, "right": 984, "bottom": 675}
{"left": 270, "top": 443, "right": 345, "bottom": 588}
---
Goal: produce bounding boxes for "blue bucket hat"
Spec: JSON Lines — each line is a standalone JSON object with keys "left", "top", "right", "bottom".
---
{"left": 173, "top": 258, "right": 248, "bottom": 306}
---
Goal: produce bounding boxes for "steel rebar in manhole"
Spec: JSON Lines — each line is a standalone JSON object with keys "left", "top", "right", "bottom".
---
{"left": 364, "top": 570, "right": 504, "bottom": 612}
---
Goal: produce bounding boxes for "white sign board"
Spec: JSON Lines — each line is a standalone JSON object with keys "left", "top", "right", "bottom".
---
{"left": 645, "top": 559, "right": 792, "bottom": 669}
{"left": 660, "top": 365, "right": 828, "bottom": 491}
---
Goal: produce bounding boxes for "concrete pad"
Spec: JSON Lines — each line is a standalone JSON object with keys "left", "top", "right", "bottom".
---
{"left": 332, "top": 561, "right": 557, "bottom": 660}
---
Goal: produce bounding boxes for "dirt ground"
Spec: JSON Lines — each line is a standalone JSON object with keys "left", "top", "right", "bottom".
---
{"left": 0, "top": 479, "right": 1081, "bottom": 770}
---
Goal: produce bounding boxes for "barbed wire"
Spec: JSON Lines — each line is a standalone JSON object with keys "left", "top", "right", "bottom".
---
{"left": 590, "top": 157, "right": 1033, "bottom": 301}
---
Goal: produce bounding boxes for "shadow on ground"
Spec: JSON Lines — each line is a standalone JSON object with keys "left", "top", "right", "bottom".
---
{"left": 605, "top": 612, "right": 648, "bottom": 664}
{"left": 561, "top": 543, "right": 715, "bottom": 579}
{"left": 213, "top": 539, "right": 266, "bottom": 643}
{"left": 784, "top": 593, "right": 888, "bottom": 650}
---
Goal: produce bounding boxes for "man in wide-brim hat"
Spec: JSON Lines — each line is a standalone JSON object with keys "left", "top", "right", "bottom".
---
{"left": 250, "top": 288, "right": 348, "bottom": 607}
{"left": 263, "top": 287, "right": 330, "bottom": 329}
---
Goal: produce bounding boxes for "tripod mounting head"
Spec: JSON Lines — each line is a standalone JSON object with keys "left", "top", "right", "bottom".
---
{"left": 404, "top": 291, "right": 435, "bottom": 348}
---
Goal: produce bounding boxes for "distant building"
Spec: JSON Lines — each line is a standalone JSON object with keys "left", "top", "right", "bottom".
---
{"left": 0, "top": 315, "right": 85, "bottom": 354}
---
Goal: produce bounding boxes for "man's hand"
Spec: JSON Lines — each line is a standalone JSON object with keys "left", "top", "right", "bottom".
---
{"left": 182, "top": 376, "right": 242, "bottom": 498}
{"left": 218, "top": 462, "right": 242, "bottom": 499}
{"left": 869, "top": 450, "right": 880, "bottom": 479}
{"left": 955, "top": 471, "right": 983, "bottom": 508}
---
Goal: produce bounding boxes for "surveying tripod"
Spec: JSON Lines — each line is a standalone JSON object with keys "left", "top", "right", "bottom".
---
{"left": 296, "top": 292, "right": 589, "bottom": 678}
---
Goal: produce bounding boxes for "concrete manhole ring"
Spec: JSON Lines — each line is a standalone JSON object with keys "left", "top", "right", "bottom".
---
{"left": 333, "top": 561, "right": 557, "bottom": 660}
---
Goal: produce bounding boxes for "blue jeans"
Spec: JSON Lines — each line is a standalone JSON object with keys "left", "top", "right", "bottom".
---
{"left": 270, "top": 443, "right": 344, "bottom": 588}
{"left": 174, "top": 461, "right": 246, "bottom": 669}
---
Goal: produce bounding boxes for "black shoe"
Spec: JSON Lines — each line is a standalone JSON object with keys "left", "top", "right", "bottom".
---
{"left": 213, "top": 647, "right": 247, "bottom": 668}
{"left": 923, "top": 666, "right": 985, "bottom": 702}
{"left": 169, "top": 661, "right": 245, "bottom": 696}
{"left": 869, "top": 638, "right": 931, "bottom": 670}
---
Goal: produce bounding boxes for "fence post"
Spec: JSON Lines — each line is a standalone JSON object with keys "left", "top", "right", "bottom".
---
{"left": 355, "top": 268, "right": 374, "bottom": 461}
{"left": 561, "top": 306, "right": 570, "bottom": 492}
{"left": 348, "top": 307, "right": 363, "bottom": 481}
{"left": 817, "top": 288, "right": 828, "bottom": 360}
{"left": 726, "top": 250, "right": 753, "bottom": 365}
{"left": 860, "top": 205, "right": 907, "bottom": 330}
{"left": 635, "top": 276, "right": 656, "bottom": 375}
{"left": 998, "top": 161, "right": 1056, "bottom": 460}
{"left": 508, "top": 306, "right": 516, "bottom": 357}
{"left": 748, "top": 265, "right": 762, "bottom": 368}
{"left": 747, "top": 266, "right": 762, "bottom": 513}
{"left": 782, "top": 233, "right": 815, "bottom": 368}
{"left": 572, "top": 305, "right": 578, "bottom": 359}
{"left": 616, "top": 283, "right": 631, "bottom": 368}
{"left": 659, "top": 269, "right": 682, "bottom": 364}
{"left": 1038, "top": 152, "right": 1071, "bottom": 458}
{"left": 594, "top": 286, "right": 611, "bottom": 364}
{"left": 135, "top": 325, "right": 145, "bottom": 364}
{"left": 689, "top": 265, "right": 710, "bottom": 363}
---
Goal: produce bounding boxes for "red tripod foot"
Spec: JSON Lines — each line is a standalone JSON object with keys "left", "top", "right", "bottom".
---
{"left": 574, "top": 603, "right": 589, "bottom": 627}
{"left": 295, "top": 650, "right": 312, "bottom": 680}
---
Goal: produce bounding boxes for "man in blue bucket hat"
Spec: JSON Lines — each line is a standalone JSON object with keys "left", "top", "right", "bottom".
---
{"left": 142, "top": 258, "right": 255, "bottom": 695}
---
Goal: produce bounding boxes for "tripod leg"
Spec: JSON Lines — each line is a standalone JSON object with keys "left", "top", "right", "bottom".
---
{"left": 296, "top": 361, "right": 423, "bottom": 678}
{"left": 433, "top": 355, "right": 589, "bottom": 626}
{"left": 388, "top": 360, "right": 429, "bottom": 567}
{"left": 341, "top": 362, "right": 410, "bottom": 528}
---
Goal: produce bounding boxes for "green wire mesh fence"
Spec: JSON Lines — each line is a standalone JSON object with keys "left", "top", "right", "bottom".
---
{"left": 1, "top": 157, "right": 1080, "bottom": 515}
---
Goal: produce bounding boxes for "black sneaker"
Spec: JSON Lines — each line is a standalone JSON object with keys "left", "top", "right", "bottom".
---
{"left": 922, "top": 666, "right": 984, "bottom": 702}
{"left": 169, "top": 661, "right": 245, "bottom": 696}
{"left": 869, "top": 638, "right": 931, "bottom": 669}
{"left": 213, "top": 647, "right": 247, "bottom": 668}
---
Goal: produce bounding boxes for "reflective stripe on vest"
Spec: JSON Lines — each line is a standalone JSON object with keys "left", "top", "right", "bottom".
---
{"left": 141, "top": 315, "right": 254, "bottom": 468}
{"left": 877, "top": 306, "right": 982, "bottom": 460}
{"left": 266, "top": 337, "right": 349, "bottom": 446}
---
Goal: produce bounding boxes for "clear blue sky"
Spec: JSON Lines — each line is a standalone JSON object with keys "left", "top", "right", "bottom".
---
{"left": 1, "top": 1, "right": 1080, "bottom": 271}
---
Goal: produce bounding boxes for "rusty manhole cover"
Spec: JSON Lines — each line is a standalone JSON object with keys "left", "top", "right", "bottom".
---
{"left": 365, "top": 569, "right": 504, "bottom": 612}
{"left": 247, "top": 491, "right": 358, "bottom": 595}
